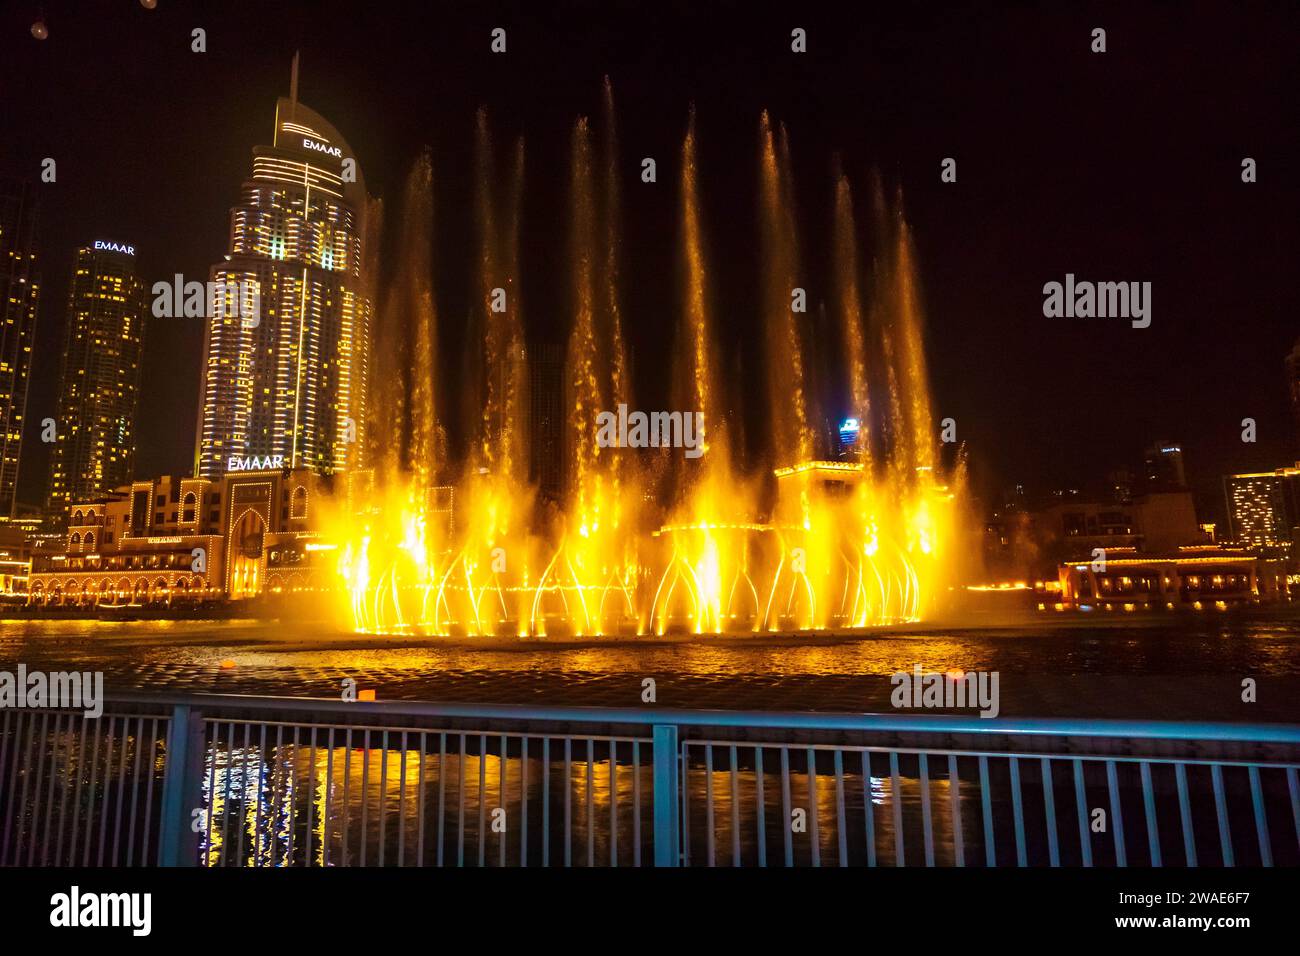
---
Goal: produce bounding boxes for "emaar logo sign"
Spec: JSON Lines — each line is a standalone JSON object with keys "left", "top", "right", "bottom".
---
{"left": 227, "top": 455, "right": 285, "bottom": 472}
{"left": 303, "top": 137, "right": 342, "bottom": 159}
{"left": 93, "top": 240, "right": 134, "bottom": 255}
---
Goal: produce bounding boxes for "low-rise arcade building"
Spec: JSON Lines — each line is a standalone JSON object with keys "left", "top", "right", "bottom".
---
{"left": 1057, "top": 548, "right": 1290, "bottom": 611}
{"left": 27, "top": 465, "right": 336, "bottom": 608}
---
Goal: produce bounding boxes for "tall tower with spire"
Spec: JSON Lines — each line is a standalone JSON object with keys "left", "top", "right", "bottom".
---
{"left": 194, "top": 57, "right": 372, "bottom": 479}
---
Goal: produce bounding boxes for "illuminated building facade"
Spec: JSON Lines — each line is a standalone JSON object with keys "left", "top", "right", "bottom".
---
{"left": 45, "top": 241, "right": 146, "bottom": 525}
{"left": 0, "top": 178, "right": 41, "bottom": 519}
{"left": 1222, "top": 466, "right": 1300, "bottom": 548}
{"left": 835, "top": 417, "right": 862, "bottom": 459}
{"left": 1057, "top": 549, "right": 1288, "bottom": 611}
{"left": 26, "top": 465, "right": 334, "bottom": 606}
{"left": 194, "top": 94, "right": 372, "bottom": 480}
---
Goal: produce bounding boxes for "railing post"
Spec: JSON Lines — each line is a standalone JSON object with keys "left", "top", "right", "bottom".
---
{"left": 652, "top": 724, "right": 680, "bottom": 867}
{"left": 158, "top": 704, "right": 205, "bottom": 867}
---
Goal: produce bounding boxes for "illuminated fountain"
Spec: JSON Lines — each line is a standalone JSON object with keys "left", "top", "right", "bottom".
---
{"left": 324, "top": 90, "right": 961, "bottom": 637}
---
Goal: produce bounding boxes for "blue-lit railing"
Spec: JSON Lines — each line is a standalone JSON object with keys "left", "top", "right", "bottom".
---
{"left": 1, "top": 693, "right": 1298, "bottom": 867}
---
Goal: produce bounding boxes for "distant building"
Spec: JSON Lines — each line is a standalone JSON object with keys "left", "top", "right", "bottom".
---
{"left": 983, "top": 487, "right": 1033, "bottom": 574}
{"left": 1143, "top": 440, "right": 1187, "bottom": 492}
{"left": 1133, "top": 491, "right": 1202, "bottom": 552}
{"left": 835, "top": 416, "right": 862, "bottom": 460}
{"left": 1057, "top": 547, "right": 1288, "bottom": 611}
{"left": 194, "top": 91, "right": 372, "bottom": 480}
{"left": 991, "top": 444, "right": 1206, "bottom": 580}
{"left": 471, "top": 342, "right": 527, "bottom": 476}
{"left": 1034, "top": 497, "right": 1139, "bottom": 558}
{"left": 45, "top": 241, "right": 147, "bottom": 525}
{"left": 1027, "top": 490, "right": 1204, "bottom": 576}
{"left": 528, "top": 342, "right": 565, "bottom": 501}
{"left": 0, "top": 177, "right": 41, "bottom": 520}
{"left": 1222, "top": 465, "right": 1300, "bottom": 548}
{"left": 1106, "top": 466, "right": 1134, "bottom": 504}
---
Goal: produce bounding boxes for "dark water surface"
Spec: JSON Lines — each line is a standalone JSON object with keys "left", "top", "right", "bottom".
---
{"left": 3, "top": 615, "right": 1299, "bottom": 867}
{"left": 1, "top": 614, "right": 1299, "bottom": 719}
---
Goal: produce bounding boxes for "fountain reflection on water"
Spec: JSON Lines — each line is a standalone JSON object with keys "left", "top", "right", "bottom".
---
{"left": 199, "top": 731, "right": 978, "bottom": 867}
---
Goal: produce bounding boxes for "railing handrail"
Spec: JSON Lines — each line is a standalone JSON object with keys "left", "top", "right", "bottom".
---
{"left": 93, "top": 690, "right": 1300, "bottom": 744}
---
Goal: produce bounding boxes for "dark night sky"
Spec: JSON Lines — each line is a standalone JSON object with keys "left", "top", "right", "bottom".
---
{"left": 2, "top": 0, "right": 1297, "bottom": 523}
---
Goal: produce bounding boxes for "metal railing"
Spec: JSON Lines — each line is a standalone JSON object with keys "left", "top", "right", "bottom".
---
{"left": 1, "top": 693, "right": 1298, "bottom": 867}
{"left": 0, "top": 708, "right": 170, "bottom": 866}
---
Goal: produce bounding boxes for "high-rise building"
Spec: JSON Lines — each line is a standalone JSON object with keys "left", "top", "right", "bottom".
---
{"left": 1106, "top": 465, "right": 1134, "bottom": 503}
{"left": 194, "top": 87, "right": 372, "bottom": 480}
{"left": 1143, "top": 440, "right": 1187, "bottom": 491}
{"left": 46, "top": 240, "right": 147, "bottom": 523}
{"left": 1222, "top": 465, "right": 1300, "bottom": 548}
{"left": 0, "top": 177, "right": 41, "bottom": 519}
{"left": 528, "top": 342, "right": 565, "bottom": 501}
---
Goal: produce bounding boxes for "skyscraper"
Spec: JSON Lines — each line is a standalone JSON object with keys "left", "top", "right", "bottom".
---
{"left": 0, "top": 177, "right": 41, "bottom": 519}
{"left": 1143, "top": 440, "right": 1187, "bottom": 492}
{"left": 1222, "top": 465, "right": 1300, "bottom": 548}
{"left": 194, "top": 83, "right": 372, "bottom": 480}
{"left": 528, "top": 342, "right": 565, "bottom": 501}
{"left": 46, "top": 240, "right": 147, "bottom": 521}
